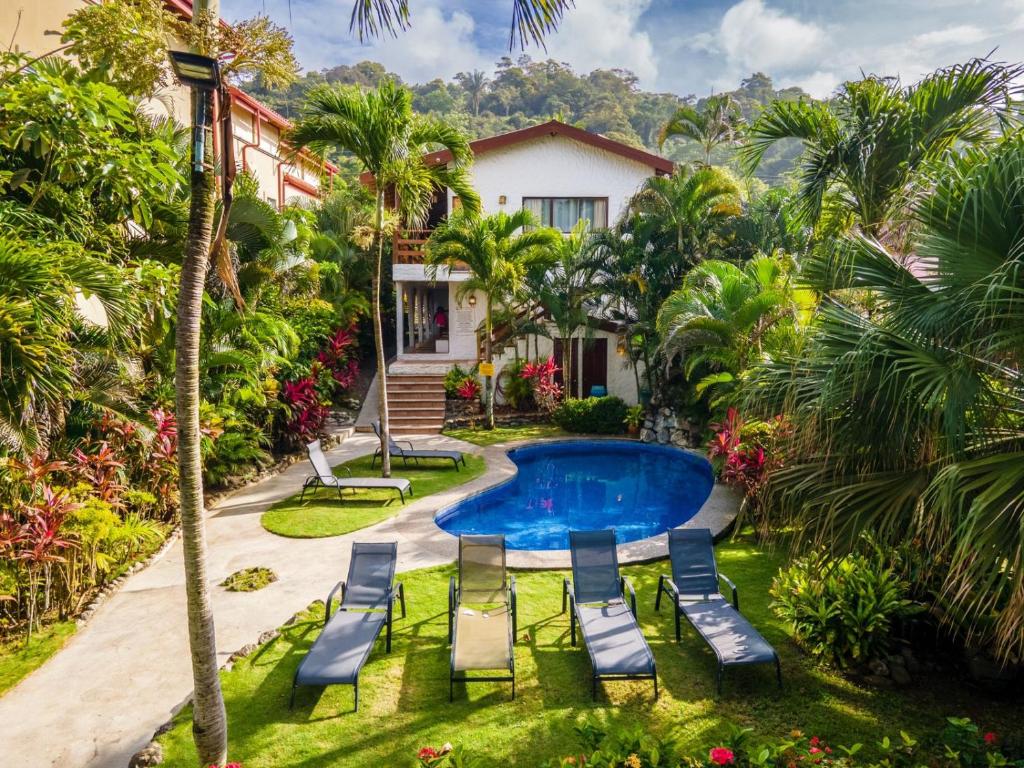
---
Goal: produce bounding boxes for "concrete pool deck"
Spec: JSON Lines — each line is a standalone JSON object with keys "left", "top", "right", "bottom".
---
{"left": 0, "top": 432, "right": 739, "bottom": 768}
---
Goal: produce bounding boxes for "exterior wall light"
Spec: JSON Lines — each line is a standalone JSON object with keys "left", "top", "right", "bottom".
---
{"left": 498, "top": 194, "right": 507, "bottom": 205}
{"left": 468, "top": 294, "right": 477, "bottom": 307}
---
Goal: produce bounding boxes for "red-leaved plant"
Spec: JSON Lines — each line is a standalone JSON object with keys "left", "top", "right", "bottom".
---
{"left": 522, "top": 356, "right": 563, "bottom": 414}
{"left": 315, "top": 325, "right": 360, "bottom": 395}
{"left": 282, "top": 375, "right": 330, "bottom": 443}
{"left": 456, "top": 377, "right": 481, "bottom": 400}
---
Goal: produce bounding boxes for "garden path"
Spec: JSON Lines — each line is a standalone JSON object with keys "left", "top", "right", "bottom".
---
{"left": 0, "top": 432, "right": 479, "bottom": 768}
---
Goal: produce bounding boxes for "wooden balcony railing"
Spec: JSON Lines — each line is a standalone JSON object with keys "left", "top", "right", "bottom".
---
{"left": 392, "top": 228, "right": 467, "bottom": 270}
{"left": 393, "top": 229, "right": 431, "bottom": 264}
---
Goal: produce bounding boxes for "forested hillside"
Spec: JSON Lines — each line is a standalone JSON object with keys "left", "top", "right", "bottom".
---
{"left": 241, "top": 57, "right": 809, "bottom": 182}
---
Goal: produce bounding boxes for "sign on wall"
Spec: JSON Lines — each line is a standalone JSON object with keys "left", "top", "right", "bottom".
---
{"left": 453, "top": 309, "right": 474, "bottom": 336}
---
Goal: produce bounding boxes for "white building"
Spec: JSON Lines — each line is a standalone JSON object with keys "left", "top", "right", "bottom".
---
{"left": 1, "top": 0, "right": 337, "bottom": 207}
{"left": 376, "top": 120, "right": 673, "bottom": 411}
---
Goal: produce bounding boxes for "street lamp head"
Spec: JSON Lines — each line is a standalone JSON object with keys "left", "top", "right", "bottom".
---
{"left": 168, "top": 50, "right": 221, "bottom": 90}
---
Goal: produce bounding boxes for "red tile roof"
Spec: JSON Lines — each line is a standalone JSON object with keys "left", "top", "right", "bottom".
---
{"left": 360, "top": 119, "right": 673, "bottom": 185}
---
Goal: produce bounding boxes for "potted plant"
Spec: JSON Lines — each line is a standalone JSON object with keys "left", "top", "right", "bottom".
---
{"left": 623, "top": 405, "right": 644, "bottom": 436}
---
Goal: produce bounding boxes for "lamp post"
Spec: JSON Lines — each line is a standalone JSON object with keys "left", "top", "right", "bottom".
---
{"left": 169, "top": 50, "right": 221, "bottom": 175}
{"left": 168, "top": 20, "right": 230, "bottom": 766}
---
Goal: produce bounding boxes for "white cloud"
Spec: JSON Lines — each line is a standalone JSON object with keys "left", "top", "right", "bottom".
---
{"left": 909, "top": 25, "right": 988, "bottom": 49}
{"left": 540, "top": 0, "right": 658, "bottom": 84}
{"left": 286, "top": 0, "right": 491, "bottom": 80}
{"left": 790, "top": 70, "right": 841, "bottom": 98}
{"left": 718, "top": 0, "right": 827, "bottom": 74}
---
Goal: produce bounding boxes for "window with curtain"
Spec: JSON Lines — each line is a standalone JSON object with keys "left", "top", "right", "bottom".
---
{"left": 522, "top": 197, "right": 608, "bottom": 231}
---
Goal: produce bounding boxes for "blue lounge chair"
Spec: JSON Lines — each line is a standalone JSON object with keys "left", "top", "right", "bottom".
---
{"left": 562, "top": 529, "right": 658, "bottom": 701}
{"left": 655, "top": 528, "right": 781, "bottom": 693}
{"left": 371, "top": 421, "right": 466, "bottom": 470}
{"left": 448, "top": 534, "right": 517, "bottom": 701}
{"left": 291, "top": 542, "right": 406, "bottom": 711}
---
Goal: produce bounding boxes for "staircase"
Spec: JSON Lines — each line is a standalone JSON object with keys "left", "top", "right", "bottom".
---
{"left": 384, "top": 373, "right": 446, "bottom": 435}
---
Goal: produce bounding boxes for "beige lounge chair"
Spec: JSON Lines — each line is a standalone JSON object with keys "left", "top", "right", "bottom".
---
{"left": 448, "top": 534, "right": 517, "bottom": 701}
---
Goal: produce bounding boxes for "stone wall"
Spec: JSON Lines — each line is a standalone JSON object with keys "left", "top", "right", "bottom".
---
{"left": 639, "top": 407, "right": 703, "bottom": 449}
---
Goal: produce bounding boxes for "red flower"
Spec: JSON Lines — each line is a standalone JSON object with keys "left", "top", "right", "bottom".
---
{"left": 418, "top": 746, "right": 439, "bottom": 760}
{"left": 709, "top": 747, "right": 735, "bottom": 766}
{"left": 809, "top": 748, "right": 822, "bottom": 755}
{"left": 809, "top": 737, "right": 820, "bottom": 747}
{"left": 984, "top": 732, "right": 998, "bottom": 745}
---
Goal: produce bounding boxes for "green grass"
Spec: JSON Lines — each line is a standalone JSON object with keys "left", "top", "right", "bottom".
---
{"left": 0, "top": 621, "right": 76, "bottom": 696}
{"left": 222, "top": 567, "right": 279, "bottom": 592}
{"left": 444, "top": 423, "right": 569, "bottom": 446}
{"left": 261, "top": 454, "right": 487, "bottom": 538}
{"left": 155, "top": 536, "right": 1019, "bottom": 767}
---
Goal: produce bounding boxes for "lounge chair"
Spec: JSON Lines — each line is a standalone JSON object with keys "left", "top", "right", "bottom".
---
{"left": 448, "top": 534, "right": 517, "bottom": 701}
{"left": 291, "top": 542, "right": 406, "bottom": 711}
{"left": 655, "top": 528, "right": 781, "bottom": 693}
{"left": 300, "top": 439, "right": 412, "bottom": 503}
{"left": 562, "top": 529, "right": 658, "bottom": 701}
{"left": 371, "top": 421, "right": 466, "bottom": 470}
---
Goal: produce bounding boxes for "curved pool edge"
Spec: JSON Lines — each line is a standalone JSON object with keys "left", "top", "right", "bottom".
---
{"left": 420, "top": 436, "right": 742, "bottom": 570}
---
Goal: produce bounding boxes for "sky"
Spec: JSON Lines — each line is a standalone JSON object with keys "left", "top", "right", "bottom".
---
{"left": 221, "top": 0, "right": 1024, "bottom": 98}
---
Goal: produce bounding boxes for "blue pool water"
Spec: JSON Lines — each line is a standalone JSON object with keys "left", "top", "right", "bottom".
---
{"left": 435, "top": 440, "right": 714, "bottom": 550}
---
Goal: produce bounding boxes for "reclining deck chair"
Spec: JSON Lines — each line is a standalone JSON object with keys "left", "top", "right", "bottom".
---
{"left": 655, "top": 528, "right": 781, "bottom": 693}
{"left": 371, "top": 421, "right": 466, "bottom": 470}
{"left": 291, "top": 542, "right": 406, "bottom": 711}
{"left": 301, "top": 439, "right": 412, "bottom": 503}
{"left": 562, "top": 529, "right": 658, "bottom": 700}
{"left": 448, "top": 534, "right": 517, "bottom": 701}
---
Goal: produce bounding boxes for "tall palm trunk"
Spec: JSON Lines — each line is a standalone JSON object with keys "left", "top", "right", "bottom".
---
{"left": 373, "top": 191, "right": 392, "bottom": 476}
{"left": 175, "top": 83, "right": 228, "bottom": 767}
{"left": 484, "top": 296, "right": 495, "bottom": 429}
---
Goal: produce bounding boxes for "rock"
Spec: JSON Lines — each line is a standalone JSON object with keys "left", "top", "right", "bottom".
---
{"left": 642, "top": 417, "right": 654, "bottom": 429}
{"left": 153, "top": 720, "right": 175, "bottom": 737}
{"left": 868, "top": 658, "right": 889, "bottom": 677}
{"left": 258, "top": 629, "right": 281, "bottom": 645}
{"left": 656, "top": 427, "right": 669, "bottom": 443}
{"left": 129, "top": 742, "right": 163, "bottom": 767}
{"left": 660, "top": 407, "right": 671, "bottom": 416}
{"left": 640, "top": 428, "right": 656, "bottom": 443}
{"left": 890, "top": 664, "right": 912, "bottom": 686}
{"left": 228, "top": 643, "right": 257, "bottom": 663}
{"left": 863, "top": 674, "right": 892, "bottom": 687}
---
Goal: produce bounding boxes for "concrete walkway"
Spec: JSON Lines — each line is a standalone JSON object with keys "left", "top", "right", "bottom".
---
{"left": 0, "top": 434, "right": 738, "bottom": 768}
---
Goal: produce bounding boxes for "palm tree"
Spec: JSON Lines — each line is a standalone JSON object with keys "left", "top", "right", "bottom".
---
{"left": 740, "top": 58, "right": 1022, "bottom": 240}
{"left": 456, "top": 70, "right": 489, "bottom": 116}
{"left": 746, "top": 132, "right": 1024, "bottom": 662}
{"left": 289, "top": 79, "right": 479, "bottom": 475}
{"left": 350, "top": 0, "right": 573, "bottom": 50}
{"left": 425, "top": 209, "right": 559, "bottom": 428}
{"left": 628, "top": 163, "right": 741, "bottom": 266}
{"left": 659, "top": 94, "right": 745, "bottom": 165}
{"left": 539, "top": 220, "right": 601, "bottom": 398}
{"left": 656, "top": 257, "right": 799, "bottom": 403}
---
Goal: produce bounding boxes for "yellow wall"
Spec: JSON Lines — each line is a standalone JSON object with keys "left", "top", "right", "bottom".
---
{"left": 0, "top": 0, "right": 327, "bottom": 208}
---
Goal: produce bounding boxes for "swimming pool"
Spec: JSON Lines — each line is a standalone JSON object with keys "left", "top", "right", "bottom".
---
{"left": 434, "top": 440, "right": 714, "bottom": 551}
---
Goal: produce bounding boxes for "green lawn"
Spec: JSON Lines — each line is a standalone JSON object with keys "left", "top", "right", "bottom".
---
{"left": 0, "top": 621, "right": 76, "bottom": 697}
{"left": 444, "top": 423, "right": 569, "bottom": 446}
{"left": 261, "top": 453, "right": 487, "bottom": 538}
{"left": 155, "top": 536, "right": 1018, "bottom": 767}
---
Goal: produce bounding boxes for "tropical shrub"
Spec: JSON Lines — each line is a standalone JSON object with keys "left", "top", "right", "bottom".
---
{"left": 770, "top": 546, "right": 918, "bottom": 668}
{"left": 521, "top": 357, "right": 562, "bottom": 414}
{"left": 444, "top": 363, "right": 479, "bottom": 399}
{"left": 499, "top": 358, "right": 533, "bottom": 410}
{"left": 746, "top": 131, "right": 1024, "bottom": 661}
{"left": 287, "top": 298, "right": 341, "bottom": 364}
{"left": 553, "top": 396, "right": 628, "bottom": 435}
{"left": 539, "top": 717, "right": 1021, "bottom": 768}
{"left": 455, "top": 378, "right": 481, "bottom": 401}
{"left": 280, "top": 375, "right": 330, "bottom": 445}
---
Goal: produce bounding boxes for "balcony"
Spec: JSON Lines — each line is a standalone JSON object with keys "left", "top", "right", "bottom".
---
{"left": 392, "top": 228, "right": 467, "bottom": 270}
{"left": 392, "top": 229, "right": 431, "bottom": 264}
